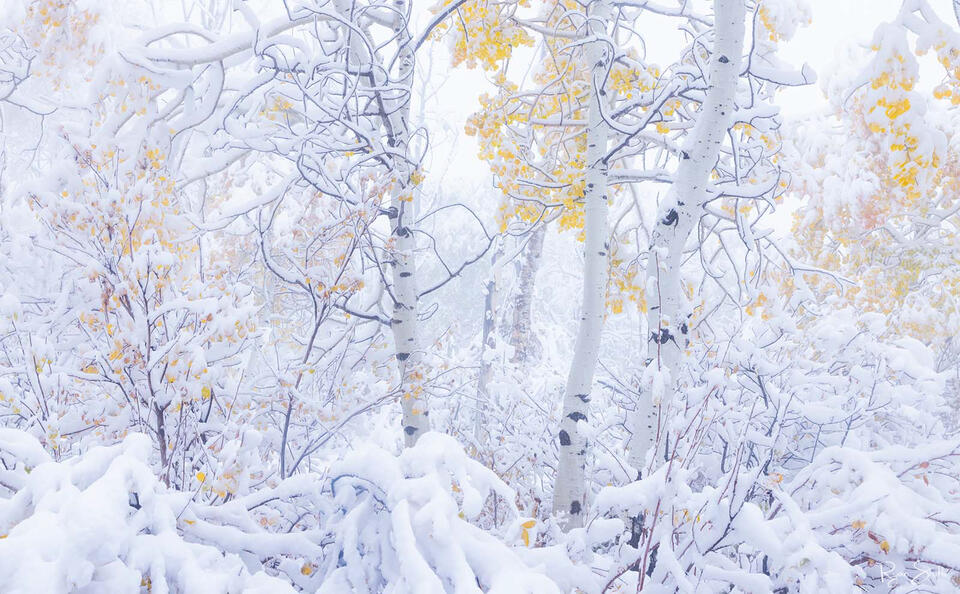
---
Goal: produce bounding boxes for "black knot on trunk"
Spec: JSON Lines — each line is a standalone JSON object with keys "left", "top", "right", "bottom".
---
{"left": 661, "top": 209, "right": 678, "bottom": 227}
{"left": 559, "top": 430, "right": 571, "bottom": 446}
{"left": 651, "top": 328, "right": 677, "bottom": 346}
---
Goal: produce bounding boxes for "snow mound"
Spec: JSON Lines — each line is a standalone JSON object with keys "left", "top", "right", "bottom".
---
{"left": 0, "top": 430, "right": 291, "bottom": 594}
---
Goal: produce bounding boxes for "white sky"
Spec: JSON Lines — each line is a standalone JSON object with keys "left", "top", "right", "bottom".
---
{"left": 779, "top": 0, "right": 903, "bottom": 115}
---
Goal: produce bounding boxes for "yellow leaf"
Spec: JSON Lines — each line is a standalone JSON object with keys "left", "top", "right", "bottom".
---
{"left": 521, "top": 528, "right": 530, "bottom": 547}
{"left": 201, "top": 386, "right": 211, "bottom": 400}
{"left": 196, "top": 471, "right": 206, "bottom": 483}
{"left": 852, "top": 520, "right": 866, "bottom": 530}
{"left": 521, "top": 520, "right": 536, "bottom": 529}
{"left": 301, "top": 563, "right": 313, "bottom": 576}
{"left": 880, "top": 540, "right": 890, "bottom": 553}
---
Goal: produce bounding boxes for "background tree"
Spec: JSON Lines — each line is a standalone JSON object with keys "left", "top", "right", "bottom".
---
{"left": 790, "top": 0, "right": 960, "bottom": 382}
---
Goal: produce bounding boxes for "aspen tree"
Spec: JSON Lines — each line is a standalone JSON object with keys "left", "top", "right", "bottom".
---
{"left": 551, "top": 0, "right": 612, "bottom": 529}
{"left": 629, "top": 0, "right": 746, "bottom": 471}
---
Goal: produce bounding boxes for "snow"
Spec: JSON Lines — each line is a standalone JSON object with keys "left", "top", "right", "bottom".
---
{"left": 0, "top": 434, "right": 294, "bottom": 594}
{"left": 1, "top": 0, "right": 960, "bottom": 592}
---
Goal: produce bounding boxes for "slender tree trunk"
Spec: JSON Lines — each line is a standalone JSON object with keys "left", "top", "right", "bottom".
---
{"left": 627, "top": 0, "right": 745, "bottom": 472}
{"left": 387, "top": 0, "right": 430, "bottom": 447}
{"left": 390, "top": 193, "right": 429, "bottom": 447}
{"left": 475, "top": 239, "right": 504, "bottom": 439}
{"left": 510, "top": 225, "right": 546, "bottom": 363}
{"left": 552, "top": 4, "right": 611, "bottom": 529}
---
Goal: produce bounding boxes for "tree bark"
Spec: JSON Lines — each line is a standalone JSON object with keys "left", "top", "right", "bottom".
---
{"left": 628, "top": 0, "right": 745, "bottom": 473}
{"left": 552, "top": 2, "right": 611, "bottom": 530}
{"left": 510, "top": 226, "right": 546, "bottom": 363}
{"left": 475, "top": 239, "right": 504, "bottom": 440}
{"left": 387, "top": 0, "right": 430, "bottom": 447}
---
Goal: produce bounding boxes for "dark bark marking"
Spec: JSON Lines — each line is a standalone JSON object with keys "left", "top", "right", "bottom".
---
{"left": 650, "top": 329, "right": 678, "bottom": 346}
{"left": 661, "top": 209, "right": 678, "bottom": 227}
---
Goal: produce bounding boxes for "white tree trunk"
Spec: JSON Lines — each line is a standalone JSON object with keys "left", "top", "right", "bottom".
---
{"left": 390, "top": 194, "right": 430, "bottom": 448}
{"left": 628, "top": 0, "right": 745, "bottom": 473}
{"left": 387, "top": 0, "right": 430, "bottom": 447}
{"left": 552, "top": 5, "right": 611, "bottom": 529}
{"left": 475, "top": 238, "right": 504, "bottom": 440}
{"left": 510, "top": 226, "right": 546, "bottom": 363}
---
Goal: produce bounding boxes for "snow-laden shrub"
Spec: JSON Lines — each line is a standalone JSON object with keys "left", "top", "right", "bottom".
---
{"left": 0, "top": 429, "right": 292, "bottom": 594}
{"left": 0, "top": 429, "right": 566, "bottom": 593}
{"left": 307, "top": 432, "right": 561, "bottom": 593}
{"left": 590, "top": 308, "right": 960, "bottom": 593}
